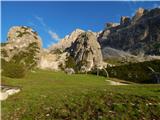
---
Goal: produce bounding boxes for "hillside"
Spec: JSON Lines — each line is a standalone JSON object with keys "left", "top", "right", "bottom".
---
{"left": 98, "top": 8, "right": 160, "bottom": 56}
{"left": 1, "top": 70, "right": 160, "bottom": 120}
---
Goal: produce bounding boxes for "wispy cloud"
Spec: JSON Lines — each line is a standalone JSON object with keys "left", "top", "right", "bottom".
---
{"left": 34, "top": 15, "right": 61, "bottom": 42}
{"left": 35, "top": 15, "right": 47, "bottom": 28}
{"left": 48, "top": 30, "right": 61, "bottom": 41}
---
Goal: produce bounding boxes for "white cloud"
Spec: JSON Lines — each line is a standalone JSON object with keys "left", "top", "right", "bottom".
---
{"left": 34, "top": 15, "right": 61, "bottom": 42}
{"left": 35, "top": 15, "right": 46, "bottom": 27}
{"left": 48, "top": 30, "right": 61, "bottom": 41}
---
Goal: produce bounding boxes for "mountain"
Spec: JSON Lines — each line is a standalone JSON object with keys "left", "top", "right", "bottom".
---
{"left": 38, "top": 48, "right": 67, "bottom": 71}
{"left": 1, "top": 26, "right": 42, "bottom": 70}
{"left": 38, "top": 29, "right": 85, "bottom": 71}
{"left": 1, "top": 8, "right": 160, "bottom": 74}
{"left": 67, "top": 31, "right": 103, "bottom": 71}
{"left": 49, "top": 29, "right": 85, "bottom": 52}
{"left": 98, "top": 8, "right": 160, "bottom": 56}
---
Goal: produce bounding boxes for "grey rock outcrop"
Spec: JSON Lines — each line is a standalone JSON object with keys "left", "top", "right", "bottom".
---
{"left": 120, "top": 16, "right": 131, "bottom": 26}
{"left": 49, "top": 29, "right": 85, "bottom": 52}
{"left": 132, "top": 8, "right": 147, "bottom": 23}
{"left": 99, "top": 8, "right": 160, "bottom": 56}
{"left": 64, "top": 68, "right": 75, "bottom": 75}
{"left": 1, "top": 26, "right": 42, "bottom": 69}
{"left": 68, "top": 32, "right": 103, "bottom": 71}
{"left": 102, "top": 47, "right": 160, "bottom": 65}
{"left": 106, "top": 22, "right": 119, "bottom": 28}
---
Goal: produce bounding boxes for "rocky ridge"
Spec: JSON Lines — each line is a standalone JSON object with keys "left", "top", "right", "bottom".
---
{"left": 99, "top": 8, "right": 160, "bottom": 56}
{"left": 1, "top": 8, "right": 160, "bottom": 72}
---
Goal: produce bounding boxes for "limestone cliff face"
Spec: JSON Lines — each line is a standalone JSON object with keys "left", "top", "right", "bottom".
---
{"left": 49, "top": 29, "right": 85, "bottom": 52}
{"left": 68, "top": 32, "right": 103, "bottom": 71}
{"left": 38, "top": 49, "right": 67, "bottom": 70}
{"left": 99, "top": 8, "right": 160, "bottom": 56}
{"left": 38, "top": 29, "right": 85, "bottom": 70}
{"left": 42, "top": 29, "right": 103, "bottom": 71}
{"left": 1, "top": 26, "right": 42, "bottom": 69}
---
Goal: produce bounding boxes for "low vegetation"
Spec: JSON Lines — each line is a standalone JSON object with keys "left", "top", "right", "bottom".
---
{"left": 0, "top": 42, "right": 8, "bottom": 47}
{"left": 65, "top": 56, "right": 76, "bottom": 69}
{"left": 1, "top": 42, "right": 40, "bottom": 78}
{"left": 105, "top": 60, "right": 160, "bottom": 83}
{"left": 1, "top": 70, "right": 160, "bottom": 120}
{"left": 1, "top": 60, "right": 26, "bottom": 78}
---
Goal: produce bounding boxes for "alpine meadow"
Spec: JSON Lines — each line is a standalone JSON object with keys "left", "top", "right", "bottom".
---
{"left": 1, "top": 1, "right": 160, "bottom": 120}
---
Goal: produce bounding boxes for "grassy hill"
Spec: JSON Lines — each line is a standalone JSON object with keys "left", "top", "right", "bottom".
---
{"left": 1, "top": 70, "right": 160, "bottom": 120}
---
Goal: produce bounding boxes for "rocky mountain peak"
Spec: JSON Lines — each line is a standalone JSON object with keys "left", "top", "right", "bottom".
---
{"left": 7, "top": 26, "right": 42, "bottom": 48}
{"left": 136, "top": 7, "right": 145, "bottom": 15}
{"left": 49, "top": 28, "right": 85, "bottom": 52}
{"left": 120, "top": 16, "right": 131, "bottom": 26}
{"left": 68, "top": 31, "right": 103, "bottom": 71}
{"left": 74, "top": 28, "right": 84, "bottom": 33}
{"left": 1, "top": 26, "right": 42, "bottom": 69}
{"left": 132, "top": 8, "right": 147, "bottom": 22}
{"left": 98, "top": 7, "right": 160, "bottom": 56}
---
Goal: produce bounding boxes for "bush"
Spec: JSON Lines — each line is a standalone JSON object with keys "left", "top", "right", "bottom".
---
{"left": 65, "top": 56, "right": 76, "bottom": 69}
{"left": 104, "top": 60, "right": 160, "bottom": 83}
{"left": 1, "top": 42, "right": 40, "bottom": 78}
{"left": 2, "top": 61, "right": 26, "bottom": 78}
{"left": 0, "top": 42, "right": 8, "bottom": 47}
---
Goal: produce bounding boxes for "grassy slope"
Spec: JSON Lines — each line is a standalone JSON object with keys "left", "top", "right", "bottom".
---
{"left": 1, "top": 69, "right": 160, "bottom": 120}
{"left": 1, "top": 70, "right": 108, "bottom": 119}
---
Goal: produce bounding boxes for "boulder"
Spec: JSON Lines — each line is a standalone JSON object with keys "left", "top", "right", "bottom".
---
{"left": 65, "top": 68, "right": 75, "bottom": 75}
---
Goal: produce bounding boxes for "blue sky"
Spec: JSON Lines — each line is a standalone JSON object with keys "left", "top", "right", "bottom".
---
{"left": 1, "top": 1, "right": 160, "bottom": 48}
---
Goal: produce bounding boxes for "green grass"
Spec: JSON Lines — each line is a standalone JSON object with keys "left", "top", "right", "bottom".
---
{"left": 1, "top": 69, "right": 160, "bottom": 120}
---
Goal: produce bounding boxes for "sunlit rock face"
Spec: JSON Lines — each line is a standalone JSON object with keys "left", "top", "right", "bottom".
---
{"left": 38, "top": 49, "right": 67, "bottom": 71}
{"left": 106, "top": 22, "right": 119, "bottom": 28}
{"left": 7, "top": 26, "right": 42, "bottom": 49}
{"left": 120, "top": 16, "right": 131, "bottom": 26}
{"left": 1, "top": 26, "right": 42, "bottom": 69}
{"left": 44, "top": 29, "right": 103, "bottom": 71}
{"left": 132, "top": 8, "right": 147, "bottom": 23}
{"left": 68, "top": 31, "right": 103, "bottom": 71}
{"left": 49, "top": 29, "right": 85, "bottom": 52}
{"left": 98, "top": 8, "right": 160, "bottom": 56}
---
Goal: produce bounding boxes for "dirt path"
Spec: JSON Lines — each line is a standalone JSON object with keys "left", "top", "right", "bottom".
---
{"left": 105, "top": 80, "right": 128, "bottom": 85}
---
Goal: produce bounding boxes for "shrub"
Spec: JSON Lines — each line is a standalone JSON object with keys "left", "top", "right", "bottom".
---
{"left": 104, "top": 60, "right": 160, "bottom": 83}
{"left": 65, "top": 56, "right": 76, "bottom": 69}
{"left": 2, "top": 61, "right": 26, "bottom": 78}
{"left": 0, "top": 42, "right": 8, "bottom": 47}
{"left": 1, "top": 49, "right": 8, "bottom": 57}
